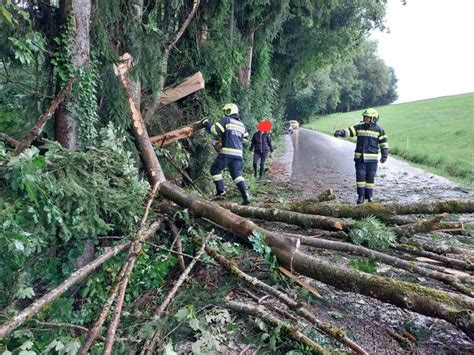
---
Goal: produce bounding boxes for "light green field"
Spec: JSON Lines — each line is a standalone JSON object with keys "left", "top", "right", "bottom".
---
{"left": 306, "top": 93, "right": 474, "bottom": 185}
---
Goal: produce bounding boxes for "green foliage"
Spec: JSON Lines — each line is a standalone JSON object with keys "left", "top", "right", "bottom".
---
{"left": 8, "top": 32, "right": 45, "bottom": 66}
{"left": 0, "top": 125, "right": 148, "bottom": 308}
{"left": 174, "top": 305, "right": 237, "bottom": 354}
{"left": 248, "top": 230, "right": 279, "bottom": 282}
{"left": 348, "top": 216, "right": 396, "bottom": 250}
{"left": 252, "top": 317, "right": 282, "bottom": 352}
{"left": 286, "top": 40, "right": 398, "bottom": 122}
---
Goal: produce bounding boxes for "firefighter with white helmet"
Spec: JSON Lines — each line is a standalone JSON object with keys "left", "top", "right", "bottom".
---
{"left": 334, "top": 108, "right": 389, "bottom": 204}
{"left": 202, "top": 103, "right": 250, "bottom": 205}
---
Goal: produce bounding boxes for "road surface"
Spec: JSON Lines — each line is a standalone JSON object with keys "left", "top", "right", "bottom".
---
{"left": 286, "top": 128, "right": 471, "bottom": 203}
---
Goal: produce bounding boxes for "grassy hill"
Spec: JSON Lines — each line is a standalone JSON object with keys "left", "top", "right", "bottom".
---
{"left": 305, "top": 93, "right": 474, "bottom": 185}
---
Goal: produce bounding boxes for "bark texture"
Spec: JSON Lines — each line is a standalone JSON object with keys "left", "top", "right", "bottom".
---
{"left": 159, "top": 182, "right": 474, "bottom": 338}
{"left": 54, "top": 0, "right": 91, "bottom": 149}
{"left": 220, "top": 202, "right": 347, "bottom": 231}
{"left": 280, "top": 200, "right": 474, "bottom": 220}
{"left": 150, "top": 120, "right": 206, "bottom": 147}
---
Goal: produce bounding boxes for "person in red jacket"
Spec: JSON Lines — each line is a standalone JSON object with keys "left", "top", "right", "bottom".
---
{"left": 249, "top": 120, "right": 274, "bottom": 179}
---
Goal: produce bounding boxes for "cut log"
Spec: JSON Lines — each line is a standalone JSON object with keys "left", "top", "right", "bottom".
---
{"left": 392, "top": 214, "right": 464, "bottom": 238}
{"left": 159, "top": 182, "right": 474, "bottom": 338}
{"left": 295, "top": 235, "right": 474, "bottom": 295}
{"left": 397, "top": 245, "right": 474, "bottom": 272}
{"left": 157, "top": 71, "right": 205, "bottom": 108}
{"left": 220, "top": 202, "right": 347, "bottom": 231}
{"left": 279, "top": 200, "right": 474, "bottom": 220}
{"left": 408, "top": 237, "right": 474, "bottom": 258}
{"left": 149, "top": 120, "right": 206, "bottom": 147}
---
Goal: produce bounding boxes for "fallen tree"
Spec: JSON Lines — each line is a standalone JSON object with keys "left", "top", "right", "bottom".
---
{"left": 291, "top": 234, "right": 474, "bottom": 295}
{"left": 159, "top": 183, "right": 474, "bottom": 338}
{"left": 117, "top": 58, "right": 474, "bottom": 339}
{"left": 279, "top": 199, "right": 474, "bottom": 219}
{"left": 220, "top": 201, "right": 347, "bottom": 231}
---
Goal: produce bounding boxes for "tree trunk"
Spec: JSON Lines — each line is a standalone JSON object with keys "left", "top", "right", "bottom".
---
{"left": 392, "top": 214, "right": 463, "bottom": 238}
{"left": 54, "top": 0, "right": 91, "bottom": 149}
{"left": 280, "top": 200, "right": 474, "bottom": 219}
{"left": 157, "top": 72, "right": 205, "bottom": 109}
{"left": 220, "top": 202, "right": 347, "bottom": 231}
{"left": 149, "top": 120, "right": 206, "bottom": 147}
{"left": 237, "top": 30, "right": 254, "bottom": 89}
{"left": 296, "top": 235, "right": 473, "bottom": 295}
{"left": 114, "top": 53, "right": 166, "bottom": 185}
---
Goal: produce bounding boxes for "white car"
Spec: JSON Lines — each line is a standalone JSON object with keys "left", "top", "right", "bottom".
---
{"left": 288, "top": 120, "right": 300, "bottom": 129}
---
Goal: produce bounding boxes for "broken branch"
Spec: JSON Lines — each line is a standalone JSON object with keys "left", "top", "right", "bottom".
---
{"left": 13, "top": 77, "right": 74, "bottom": 156}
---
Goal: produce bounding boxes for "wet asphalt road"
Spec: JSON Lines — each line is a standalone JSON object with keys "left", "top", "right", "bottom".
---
{"left": 289, "top": 128, "right": 471, "bottom": 203}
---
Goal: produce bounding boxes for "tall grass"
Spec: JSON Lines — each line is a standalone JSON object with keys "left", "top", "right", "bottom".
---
{"left": 306, "top": 93, "right": 474, "bottom": 185}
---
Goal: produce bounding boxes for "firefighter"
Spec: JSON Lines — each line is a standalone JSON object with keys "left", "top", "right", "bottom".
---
{"left": 202, "top": 103, "right": 251, "bottom": 205}
{"left": 249, "top": 120, "right": 274, "bottom": 179}
{"left": 334, "top": 108, "right": 389, "bottom": 204}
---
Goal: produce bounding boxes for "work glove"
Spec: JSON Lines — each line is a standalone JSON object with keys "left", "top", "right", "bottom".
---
{"left": 334, "top": 130, "right": 343, "bottom": 137}
{"left": 380, "top": 155, "right": 388, "bottom": 164}
{"left": 200, "top": 118, "right": 210, "bottom": 129}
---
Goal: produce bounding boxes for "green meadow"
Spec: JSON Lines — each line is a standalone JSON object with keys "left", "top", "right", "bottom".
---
{"left": 306, "top": 93, "right": 474, "bottom": 185}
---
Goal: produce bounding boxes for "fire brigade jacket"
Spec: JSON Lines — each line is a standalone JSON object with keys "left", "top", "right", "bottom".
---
{"left": 209, "top": 114, "right": 249, "bottom": 159}
{"left": 343, "top": 122, "right": 389, "bottom": 162}
{"left": 249, "top": 132, "right": 274, "bottom": 154}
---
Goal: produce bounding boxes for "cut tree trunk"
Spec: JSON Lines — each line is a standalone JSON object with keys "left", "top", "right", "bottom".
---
{"left": 149, "top": 120, "right": 206, "bottom": 147}
{"left": 114, "top": 53, "right": 166, "bottom": 185}
{"left": 156, "top": 71, "right": 205, "bottom": 109}
{"left": 280, "top": 200, "right": 474, "bottom": 220}
{"left": 392, "top": 214, "right": 463, "bottom": 238}
{"left": 220, "top": 202, "right": 347, "bottom": 231}
{"left": 295, "top": 235, "right": 473, "bottom": 295}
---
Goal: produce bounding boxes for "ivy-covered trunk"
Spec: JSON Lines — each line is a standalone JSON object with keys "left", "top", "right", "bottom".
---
{"left": 54, "top": 0, "right": 91, "bottom": 149}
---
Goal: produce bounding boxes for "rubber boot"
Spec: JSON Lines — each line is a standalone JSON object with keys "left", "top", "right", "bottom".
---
{"left": 356, "top": 196, "right": 365, "bottom": 205}
{"left": 237, "top": 181, "right": 251, "bottom": 205}
{"left": 214, "top": 180, "right": 225, "bottom": 197}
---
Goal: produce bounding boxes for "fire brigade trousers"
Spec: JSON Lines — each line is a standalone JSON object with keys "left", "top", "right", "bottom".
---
{"left": 210, "top": 154, "right": 247, "bottom": 196}
{"left": 355, "top": 160, "right": 378, "bottom": 199}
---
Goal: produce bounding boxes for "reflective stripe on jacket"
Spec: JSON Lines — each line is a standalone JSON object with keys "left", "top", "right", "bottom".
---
{"left": 209, "top": 114, "right": 248, "bottom": 158}
{"left": 343, "top": 123, "right": 389, "bottom": 162}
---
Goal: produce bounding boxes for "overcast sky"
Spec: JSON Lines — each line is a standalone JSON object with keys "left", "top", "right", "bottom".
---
{"left": 371, "top": 0, "right": 474, "bottom": 103}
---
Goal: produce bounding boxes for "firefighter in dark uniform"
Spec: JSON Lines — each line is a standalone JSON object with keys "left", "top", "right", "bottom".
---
{"left": 203, "top": 103, "right": 251, "bottom": 205}
{"left": 334, "top": 108, "right": 389, "bottom": 204}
